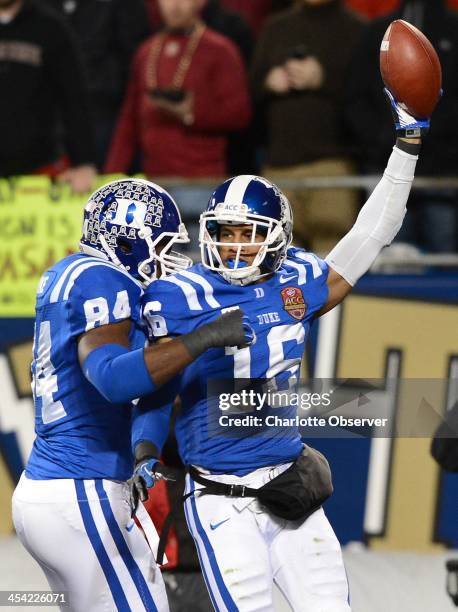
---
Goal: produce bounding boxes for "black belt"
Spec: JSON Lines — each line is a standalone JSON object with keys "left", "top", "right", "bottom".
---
{"left": 188, "top": 465, "right": 259, "bottom": 499}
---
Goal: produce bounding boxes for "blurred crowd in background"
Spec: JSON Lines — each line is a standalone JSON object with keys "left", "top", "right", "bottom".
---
{"left": 1, "top": 0, "right": 457, "bottom": 254}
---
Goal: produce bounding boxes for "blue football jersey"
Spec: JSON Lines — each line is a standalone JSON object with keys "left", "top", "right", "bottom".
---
{"left": 26, "top": 253, "right": 145, "bottom": 480}
{"left": 142, "top": 248, "right": 329, "bottom": 475}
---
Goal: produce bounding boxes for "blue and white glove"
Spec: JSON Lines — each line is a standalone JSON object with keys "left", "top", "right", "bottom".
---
{"left": 384, "top": 88, "right": 430, "bottom": 138}
{"left": 128, "top": 457, "right": 179, "bottom": 516}
{"left": 134, "top": 457, "right": 158, "bottom": 489}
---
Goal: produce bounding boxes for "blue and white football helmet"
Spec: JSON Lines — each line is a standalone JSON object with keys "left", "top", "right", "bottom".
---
{"left": 200, "top": 175, "right": 293, "bottom": 284}
{"left": 80, "top": 178, "right": 191, "bottom": 285}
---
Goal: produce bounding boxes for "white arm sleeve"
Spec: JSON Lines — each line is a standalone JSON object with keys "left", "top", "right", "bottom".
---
{"left": 325, "top": 145, "right": 418, "bottom": 286}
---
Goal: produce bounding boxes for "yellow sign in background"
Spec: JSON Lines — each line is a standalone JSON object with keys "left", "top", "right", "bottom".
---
{"left": 0, "top": 175, "right": 121, "bottom": 317}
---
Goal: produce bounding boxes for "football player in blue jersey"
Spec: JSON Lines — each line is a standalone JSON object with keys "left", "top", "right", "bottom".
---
{"left": 131, "top": 96, "right": 428, "bottom": 611}
{"left": 11, "top": 178, "right": 254, "bottom": 612}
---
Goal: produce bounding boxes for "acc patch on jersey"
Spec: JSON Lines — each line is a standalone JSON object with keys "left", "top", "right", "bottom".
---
{"left": 281, "top": 286, "right": 307, "bottom": 320}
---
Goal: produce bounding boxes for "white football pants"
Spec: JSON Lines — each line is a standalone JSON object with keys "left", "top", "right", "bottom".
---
{"left": 184, "top": 465, "right": 350, "bottom": 612}
{"left": 12, "top": 473, "right": 169, "bottom": 612}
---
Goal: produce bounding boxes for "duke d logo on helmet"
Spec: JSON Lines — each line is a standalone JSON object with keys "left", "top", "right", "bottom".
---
{"left": 281, "top": 286, "right": 307, "bottom": 320}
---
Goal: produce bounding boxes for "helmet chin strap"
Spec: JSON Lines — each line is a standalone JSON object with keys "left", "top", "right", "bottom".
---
{"left": 99, "top": 233, "right": 127, "bottom": 270}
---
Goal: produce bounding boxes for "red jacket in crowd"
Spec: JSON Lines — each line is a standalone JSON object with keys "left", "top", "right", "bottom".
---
{"left": 105, "top": 27, "right": 251, "bottom": 177}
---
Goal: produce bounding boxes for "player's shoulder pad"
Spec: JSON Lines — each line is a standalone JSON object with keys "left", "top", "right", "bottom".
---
{"left": 144, "top": 264, "right": 222, "bottom": 315}
{"left": 142, "top": 264, "right": 222, "bottom": 338}
{"left": 62, "top": 256, "right": 143, "bottom": 304}
{"left": 281, "top": 248, "right": 329, "bottom": 285}
{"left": 56, "top": 256, "right": 143, "bottom": 336}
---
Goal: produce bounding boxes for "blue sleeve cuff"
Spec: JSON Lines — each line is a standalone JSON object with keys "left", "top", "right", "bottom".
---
{"left": 132, "top": 403, "right": 173, "bottom": 455}
{"left": 131, "top": 380, "right": 177, "bottom": 453}
{"left": 83, "top": 343, "right": 155, "bottom": 404}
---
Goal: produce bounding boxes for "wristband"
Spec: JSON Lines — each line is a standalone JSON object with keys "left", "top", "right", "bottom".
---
{"left": 134, "top": 441, "right": 160, "bottom": 464}
{"left": 395, "top": 138, "right": 421, "bottom": 156}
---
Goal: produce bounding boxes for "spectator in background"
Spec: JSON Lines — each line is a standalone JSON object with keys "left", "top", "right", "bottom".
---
{"left": 251, "top": 0, "right": 363, "bottom": 253}
{"left": 344, "top": 0, "right": 458, "bottom": 253}
{"left": 105, "top": 0, "right": 251, "bottom": 179}
{"left": 0, "top": 0, "right": 96, "bottom": 193}
{"left": 144, "top": 0, "right": 256, "bottom": 174}
{"left": 106, "top": 0, "right": 251, "bottom": 238}
{"left": 43, "top": 0, "right": 149, "bottom": 170}
{"left": 145, "top": 0, "right": 253, "bottom": 62}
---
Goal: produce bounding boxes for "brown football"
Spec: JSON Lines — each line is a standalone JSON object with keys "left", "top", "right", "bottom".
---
{"left": 380, "top": 19, "right": 442, "bottom": 118}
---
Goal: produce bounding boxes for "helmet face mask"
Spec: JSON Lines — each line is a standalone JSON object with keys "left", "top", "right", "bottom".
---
{"left": 199, "top": 176, "right": 293, "bottom": 285}
{"left": 137, "top": 224, "right": 192, "bottom": 283}
{"left": 80, "top": 179, "right": 191, "bottom": 285}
